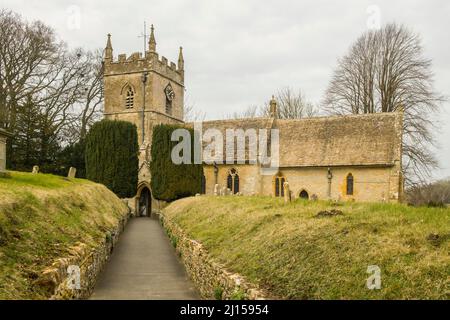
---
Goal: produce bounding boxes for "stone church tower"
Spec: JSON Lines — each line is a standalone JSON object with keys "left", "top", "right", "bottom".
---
{"left": 103, "top": 26, "right": 185, "bottom": 216}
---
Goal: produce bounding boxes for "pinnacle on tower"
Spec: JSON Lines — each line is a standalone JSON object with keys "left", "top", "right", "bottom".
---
{"left": 105, "top": 34, "right": 113, "bottom": 61}
{"left": 178, "top": 46, "right": 184, "bottom": 71}
{"left": 149, "top": 24, "right": 156, "bottom": 52}
{"left": 269, "top": 95, "right": 278, "bottom": 118}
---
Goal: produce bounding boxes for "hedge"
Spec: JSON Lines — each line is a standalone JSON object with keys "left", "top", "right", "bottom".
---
{"left": 150, "top": 124, "right": 202, "bottom": 201}
{"left": 85, "top": 120, "right": 138, "bottom": 198}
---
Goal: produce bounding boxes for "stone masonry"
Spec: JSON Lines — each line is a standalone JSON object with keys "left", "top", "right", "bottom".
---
{"left": 102, "top": 27, "right": 404, "bottom": 205}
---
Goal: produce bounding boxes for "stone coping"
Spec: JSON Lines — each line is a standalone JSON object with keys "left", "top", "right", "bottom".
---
{"left": 158, "top": 211, "right": 270, "bottom": 300}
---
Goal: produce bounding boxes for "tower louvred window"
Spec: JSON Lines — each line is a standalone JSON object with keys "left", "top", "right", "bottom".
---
{"left": 165, "top": 83, "right": 175, "bottom": 115}
{"left": 125, "top": 86, "right": 134, "bottom": 108}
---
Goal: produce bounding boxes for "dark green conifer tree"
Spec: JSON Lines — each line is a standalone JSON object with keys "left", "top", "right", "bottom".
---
{"left": 85, "top": 120, "right": 138, "bottom": 198}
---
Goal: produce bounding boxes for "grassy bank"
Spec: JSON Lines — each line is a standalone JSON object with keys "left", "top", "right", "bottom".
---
{"left": 164, "top": 196, "right": 449, "bottom": 299}
{"left": 0, "top": 172, "right": 128, "bottom": 299}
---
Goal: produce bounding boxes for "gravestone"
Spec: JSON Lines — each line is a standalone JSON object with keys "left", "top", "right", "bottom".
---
{"left": 283, "top": 181, "right": 291, "bottom": 203}
{"left": 214, "top": 184, "right": 219, "bottom": 196}
{"left": 0, "top": 129, "right": 12, "bottom": 174}
{"left": 68, "top": 167, "right": 77, "bottom": 179}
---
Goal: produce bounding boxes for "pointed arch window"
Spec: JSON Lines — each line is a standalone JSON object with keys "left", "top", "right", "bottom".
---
{"left": 124, "top": 86, "right": 134, "bottom": 109}
{"left": 233, "top": 174, "right": 240, "bottom": 194}
{"left": 273, "top": 174, "right": 286, "bottom": 197}
{"left": 227, "top": 168, "right": 240, "bottom": 194}
{"left": 346, "top": 173, "right": 354, "bottom": 195}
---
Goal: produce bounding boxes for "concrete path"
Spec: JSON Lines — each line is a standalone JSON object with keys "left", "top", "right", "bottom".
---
{"left": 90, "top": 217, "right": 199, "bottom": 300}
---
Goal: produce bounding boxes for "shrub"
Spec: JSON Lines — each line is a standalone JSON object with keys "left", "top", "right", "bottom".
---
{"left": 214, "top": 286, "right": 224, "bottom": 300}
{"left": 406, "top": 179, "right": 450, "bottom": 207}
{"left": 85, "top": 120, "right": 138, "bottom": 198}
{"left": 230, "top": 288, "right": 247, "bottom": 300}
{"left": 150, "top": 124, "right": 203, "bottom": 201}
{"left": 53, "top": 139, "right": 87, "bottom": 178}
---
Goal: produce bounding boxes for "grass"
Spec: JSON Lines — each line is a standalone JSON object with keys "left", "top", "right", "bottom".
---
{"left": 164, "top": 196, "right": 450, "bottom": 300}
{"left": 0, "top": 171, "right": 128, "bottom": 299}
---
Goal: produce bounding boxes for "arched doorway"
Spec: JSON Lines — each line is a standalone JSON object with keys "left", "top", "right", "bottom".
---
{"left": 299, "top": 190, "right": 309, "bottom": 200}
{"left": 137, "top": 186, "right": 152, "bottom": 217}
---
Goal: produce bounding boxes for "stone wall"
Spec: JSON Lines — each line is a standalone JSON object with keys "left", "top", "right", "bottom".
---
{"left": 204, "top": 164, "right": 261, "bottom": 196}
{"left": 37, "top": 206, "right": 131, "bottom": 300}
{"left": 204, "top": 163, "right": 400, "bottom": 202}
{"left": 159, "top": 211, "right": 269, "bottom": 300}
{"left": 262, "top": 166, "right": 398, "bottom": 202}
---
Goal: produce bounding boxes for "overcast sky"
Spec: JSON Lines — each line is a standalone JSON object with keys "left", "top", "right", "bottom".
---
{"left": 1, "top": 0, "right": 449, "bottom": 179}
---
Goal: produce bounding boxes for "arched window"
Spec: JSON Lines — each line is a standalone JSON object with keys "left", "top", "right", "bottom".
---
{"left": 227, "top": 168, "right": 239, "bottom": 194}
{"left": 346, "top": 173, "right": 354, "bottom": 195}
{"left": 273, "top": 174, "right": 286, "bottom": 197}
{"left": 125, "top": 86, "right": 134, "bottom": 108}
{"left": 233, "top": 174, "right": 240, "bottom": 194}
{"left": 227, "top": 174, "right": 233, "bottom": 190}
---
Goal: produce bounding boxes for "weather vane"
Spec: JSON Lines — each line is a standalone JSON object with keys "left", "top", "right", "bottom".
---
{"left": 138, "top": 21, "right": 149, "bottom": 53}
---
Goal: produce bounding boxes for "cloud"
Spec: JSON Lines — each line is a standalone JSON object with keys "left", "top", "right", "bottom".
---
{"left": 2, "top": 0, "right": 449, "bottom": 179}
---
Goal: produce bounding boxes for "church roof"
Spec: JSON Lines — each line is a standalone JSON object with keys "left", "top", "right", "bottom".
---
{"left": 192, "top": 112, "right": 402, "bottom": 167}
{"left": 276, "top": 112, "right": 402, "bottom": 167}
{"left": 196, "top": 118, "right": 273, "bottom": 163}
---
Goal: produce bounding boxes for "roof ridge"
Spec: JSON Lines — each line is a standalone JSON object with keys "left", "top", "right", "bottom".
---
{"left": 192, "top": 112, "right": 399, "bottom": 125}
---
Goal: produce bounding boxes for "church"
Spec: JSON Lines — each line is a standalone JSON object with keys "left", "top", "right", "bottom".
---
{"left": 102, "top": 27, "right": 404, "bottom": 217}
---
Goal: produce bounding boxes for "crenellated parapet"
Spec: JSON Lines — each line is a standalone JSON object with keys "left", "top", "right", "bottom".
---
{"left": 103, "top": 27, "right": 184, "bottom": 84}
{"left": 104, "top": 52, "right": 184, "bottom": 84}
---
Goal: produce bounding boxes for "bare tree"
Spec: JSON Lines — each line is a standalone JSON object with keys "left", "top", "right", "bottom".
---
{"left": 227, "top": 87, "right": 316, "bottom": 120}
{"left": 184, "top": 103, "right": 206, "bottom": 122}
{"left": 226, "top": 105, "right": 260, "bottom": 119}
{"left": 262, "top": 87, "right": 316, "bottom": 119}
{"left": 0, "top": 10, "right": 103, "bottom": 170}
{"left": 323, "top": 23, "right": 444, "bottom": 185}
{"left": 406, "top": 179, "right": 450, "bottom": 207}
{"left": 62, "top": 49, "right": 104, "bottom": 142}
{"left": 78, "top": 50, "right": 104, "bottom": 140}
{"left": 0, "top": 10, "right": 59, "bottom": 130}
